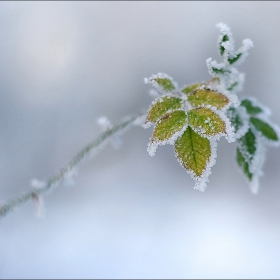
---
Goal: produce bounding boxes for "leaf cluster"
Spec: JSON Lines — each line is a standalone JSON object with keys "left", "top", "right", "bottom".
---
{"left": 143, "top": 24, "right": 280, "bottom": 193}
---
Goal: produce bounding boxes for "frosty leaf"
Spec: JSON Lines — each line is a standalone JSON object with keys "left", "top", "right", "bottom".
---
{"left": 144, "top": 96, "right": 182, "bottom": 126}
{"left": 154, "top": 78, "right": 175, "bottom": 92}
{"left": 187, "top": 88, "right": 229, "bottom": 109}
{"left": 181, "top": 83, "right": 201, "bottom": 95}
{"left": 228, "top": 107, "right": 242, "bottom": 132}
{"left": 241, "top": 99, "right": 263, "bottom": 115}
{"left": 238, "top": 128, "right": 256, "bottom": 164}
{"left": 219, "top": 34, "right": 229, "bottom": 56}
{"left": 211, "top": 67, "right": 230, "bottom": 74}
{"left": 250, "top": 117, "right": 279, "bottom": 141}
{"left": 227, "top": 82, "right": 238, "bottom": 91}
{"left": 217, "top": 23, "right": 234, "bottom": 57}
{"left": 145, "top": 73, "right": 177, "bottom": 93}
{"left": 227, "top": 106, "right": 249, "bottom": 139}
{"left": 228, "top": 53, "right": 242, "bottom": 65}
{"left": 236, "top": 147, "right": 253, "bottom": 181}
{"left": 175, "top": 126, "right": 211, "bottom": 177}
{"left": 188, "top": 107, "right": 226, "bottom": 138}
{"left": 147, "top": 110, "right": 187, "bottom": 156}
{"left": 152, "top": 111, "right": 187, "bottom": 142}
{"left": 228, "top": 39, "right": 253, "bottom": 66}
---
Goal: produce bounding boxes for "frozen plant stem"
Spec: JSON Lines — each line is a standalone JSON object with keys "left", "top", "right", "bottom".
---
{"left": 0, "top": 114, "right": 143, "bottom": 218}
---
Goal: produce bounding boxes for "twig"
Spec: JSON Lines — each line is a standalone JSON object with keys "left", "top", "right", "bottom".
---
{"left": 0, "top": 113, "right": 145, "bottom": 218}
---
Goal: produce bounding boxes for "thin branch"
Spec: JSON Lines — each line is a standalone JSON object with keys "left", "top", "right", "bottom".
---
{"left": 0, "top": 113, "right": 145, "bottom": 218}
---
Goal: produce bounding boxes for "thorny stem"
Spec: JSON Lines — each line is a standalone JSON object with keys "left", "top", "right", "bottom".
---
{"left": 0, "top": 113, "right": 145, "bottom": 218}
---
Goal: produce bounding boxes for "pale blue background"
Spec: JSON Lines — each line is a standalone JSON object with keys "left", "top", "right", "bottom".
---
{"left": 1, "top": 1, "right": 280, "bottom": 278}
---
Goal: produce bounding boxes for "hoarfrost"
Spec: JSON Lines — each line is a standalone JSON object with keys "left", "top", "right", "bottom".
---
{"left": 147, "top": 124, "right": 188, "bottom": 157}
{"left": 241, "top": 96, "right": 271, "bottom": 117}
{"left": 133, "top": 113, "right": 147, "bottom": 127}
{"left": 62, "top": 168, "right": 78, "bottom": 187}
{"left": 193, "top": 106, "right": 236, "bottom": 143}
{"left": 175, "top": 139, "right": 218, "bottom": 192}
{"left": 97, "top": 116, "right": 113, "bottom": 131}
{"left": 251, "top": 115, "right": 280, "bottom": 147}
{"left": 249, "top": 175, "right": 260, "bottom": 194}
{"left": 149, "top": 89, "right": 160, "bottom": 98}
{"left": 30, "top": 178, "right": 47, "bottom": 190}
{"left": 144, "top": 73, "right": 178, "bottom": 93}
{"left": 97, "top": 116, "right": 123, "bottom": 149}
{"left": 31, "top": 193, "right": 45, "bottom": 218}
{"left": 231, "top": 105, "right": 250, "bottom": 140}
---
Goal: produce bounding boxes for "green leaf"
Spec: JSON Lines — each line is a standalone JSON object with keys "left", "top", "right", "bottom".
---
{"left": 241, "top": 99, "right": 263, "bottom": 115}
{"left": 145, "top": 96, "right": 182, "bottom": 125}
{"left": 220, "top": 34, "right": 229, "bottom": 56}
{"left": 228, "top": 107, "right": 243, "bottom": 134}
{"left": 145, "top": 74, "right": 177, "bottom": 94}
{"left": 187, "top": 88, "right": 229, "bottom": 109}
{"left": 228, "top": 53, "right": 242, "bottom": 65}
{"left": 250, "top": 117, "right": 279, "bottom": 141}
{"left": 181, "top": 83, "right": 201, "bottom": 95}
{"left": 227, "top": 82, "right": 238, "bottom": 91}
{"left": 236, "top": 147, "right": 253, "bottom": 181}
{"left": 175, "top": 126, "right": 211, "bottom": 177}
{"left": 238, "top": 128, "right": 256, "bottom": 163}
{"left": 151, "top": 110, "right": 187, "bottom": 143}
{"left": 188, "top": 107, "right": 226, "bottom": 137}
{"left": 227, "top": 106, "right": 249, "bottom": 139}
{"left": 154, "top": 77, "right": 175, "bottom": 92}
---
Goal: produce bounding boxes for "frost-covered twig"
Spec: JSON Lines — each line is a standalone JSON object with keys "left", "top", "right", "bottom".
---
{"left": 0, "top": 113, "right": 145, "bottom": 218}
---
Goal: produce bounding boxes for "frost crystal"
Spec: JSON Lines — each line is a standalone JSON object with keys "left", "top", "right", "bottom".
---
{"left": 31, "top": 193, "right": 45, "bottom": 217}
{"left": 97, "top": 116, "right": 123, "bottom": 149}
{"left": 63, "top": 168, "right": 78, "bottom": 187}
{"left": 30, "top": 178, "right": 46, "bottom": 190}
{"left": 143, "top": 23, "right": 278, "bottom": 193}
{"left": 97, "top": 116, "right": 113, "bottom": 131}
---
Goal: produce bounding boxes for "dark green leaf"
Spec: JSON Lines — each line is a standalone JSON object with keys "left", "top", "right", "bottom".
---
{"left": 236, "top": 147, "right": 253, "bottom": 181}
{"left": 220, "top": 34, "right": 229, "bottom": 56}
{"left": 228, "top": 53, "right": 242, "bottom": 65}
{"left": 241, "top": 99, "right": 263, "bottom": 115}
{"left": 250, "top": 117, "right": 279, "bottom": 141}
{"left": 238, "top": 128, "right": 256, "bottom": 163}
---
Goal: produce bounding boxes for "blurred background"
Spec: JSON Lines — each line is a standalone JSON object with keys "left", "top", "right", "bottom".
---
{"left": 0, "top": 1, "right": 280, "bottom": 278}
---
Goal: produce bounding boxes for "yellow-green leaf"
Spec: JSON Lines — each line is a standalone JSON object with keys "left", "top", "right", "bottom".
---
{"left": 188, "top": 107, "right": 226, "bottom": 137}
{"left": 145, "top": 96, "right": 182, "bottom": 125}
{"left": 151, "top": 110, "right": 187, "bottom": 143}
{"left": 187, "top": 88, "right": 229, "bottom": 109}
{"left": 181, "top": 83, "right": 201, "bottom": 95}
{"left": 175, "top": 126, "right": 211, "bottom": 177}
{"left": 154, "top": 77, "right": 176, "bottom": 92}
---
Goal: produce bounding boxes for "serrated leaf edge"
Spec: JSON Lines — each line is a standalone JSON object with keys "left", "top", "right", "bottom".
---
{"left": 144, "top": 73, "right": 178, "bottom": 93}
{"left": 188, "top": 107, "right": 236, "bottom": 143}
{"left": 147, "top": 123, "right": 188, "bottom": 157}
{"left": 250, "top": 116, "right": 280, "bottom": 147}
{"left": 228, "top": 106, "right": 250, "bottom": 140}
{"left": 175, "top": 137, "right": 218, "bottom": 192}
{"left": 143, "top": 95, "right": 183, "bottom": 129}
